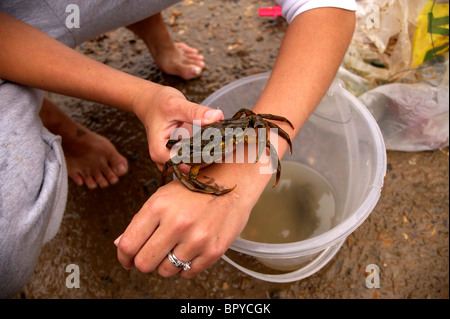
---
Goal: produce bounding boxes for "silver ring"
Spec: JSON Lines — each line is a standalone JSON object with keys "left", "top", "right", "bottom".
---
{"left": 168, "top": 251, "right": 191, "bottom": 271}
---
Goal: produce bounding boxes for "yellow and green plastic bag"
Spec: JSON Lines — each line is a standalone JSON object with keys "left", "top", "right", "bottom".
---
{"left": 412, "top": 0, "right": 449, "bottom": 67}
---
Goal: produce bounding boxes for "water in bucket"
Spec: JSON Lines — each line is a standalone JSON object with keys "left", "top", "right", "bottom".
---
{"left": 241, "top": 161, "right": 336, "bottom": 245}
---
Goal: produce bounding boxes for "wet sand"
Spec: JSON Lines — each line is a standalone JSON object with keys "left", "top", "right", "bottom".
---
{"left": 14, "top": 0, "right": 448, "bottom": 299}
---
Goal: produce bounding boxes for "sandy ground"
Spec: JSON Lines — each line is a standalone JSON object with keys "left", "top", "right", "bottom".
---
{"left": 13, "top": 0, "right": 448, "bottom": 299}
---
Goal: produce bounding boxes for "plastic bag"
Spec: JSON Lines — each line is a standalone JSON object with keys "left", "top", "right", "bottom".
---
{"left": 412, "top": 0, "right": 450, "bottom": 67}
{"left": 358, "top": 61, "right": 449, "bottom": 151}
{"left": 339, "top": 0, "right": 449, "bottom": 151}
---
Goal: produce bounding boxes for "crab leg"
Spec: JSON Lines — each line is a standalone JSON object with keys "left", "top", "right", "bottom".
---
{"left": 251, "top": 125, "right": 269, "bottom": 164}
{"left": 232, "top": 108, "right": 255, "bottom": 118}
{"left": 266, "top": 121, "right": 293, "bottom": 155}
{"left": 242, "top": 132, "right": 260, "bottom": 164}
{"left": 266, "top": 139, "right": 282, "bottom": 188}
{"left": 259, "top": 114, "right": 294, "bottom": 130}
{"left": 160, "top": 160, "right": 172, "bottom": 186}
{"left": 245, "top": 134, "right": 281, "bottom": 186}
{"left": 161, "top": 160, "right": 199, "bottom": 192}
{"left": 189, "top": 165, "right": 237, "bottom": 195}
{"left": 166, "top": 137, "right": 183, "bottom": 149}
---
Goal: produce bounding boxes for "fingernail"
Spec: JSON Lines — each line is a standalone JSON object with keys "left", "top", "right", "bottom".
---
{"left": 114, "top": 234, "right": 122, "bottom": 247}
{"left": 204, "top": 109, "right": 223, "bottom": 121}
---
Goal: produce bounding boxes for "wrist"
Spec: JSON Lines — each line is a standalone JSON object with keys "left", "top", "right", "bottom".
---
{"left": 129, "top": 80, "right": 164, "bottom": 123}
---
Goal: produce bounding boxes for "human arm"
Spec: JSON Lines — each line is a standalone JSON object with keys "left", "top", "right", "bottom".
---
{"left": 253, "top": 7, "right": 356, "bottom": 155}
{"left": 0, "top": 11, "right": 223, "bottom": 167}
{"left": 115, "top": 7, "right": 355, "bottom": 278}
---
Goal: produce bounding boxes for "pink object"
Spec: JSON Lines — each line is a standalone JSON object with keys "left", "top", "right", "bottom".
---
{"left": 258, "top": 5, "right": 282, "bottom": 18}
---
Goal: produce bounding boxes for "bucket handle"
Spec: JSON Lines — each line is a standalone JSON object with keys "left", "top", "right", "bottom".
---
{"left": 221, "top": 240, "right": 345, "bottom": 283}
{"left": 220, "top": 247, "right": 328, "bottom": 283}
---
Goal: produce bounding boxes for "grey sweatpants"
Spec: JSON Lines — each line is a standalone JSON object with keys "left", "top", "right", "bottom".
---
{"left": 0, "top": 0, "right": 180, "bottom": 298}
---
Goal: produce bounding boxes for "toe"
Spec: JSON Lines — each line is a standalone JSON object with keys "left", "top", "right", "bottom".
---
{"left": 191, "top": 66, "right": 202, "bottom": 78}
{"left": 84, "top": 175, "right": 98, "bottom": 189}
{"left": 175, "top": 42, "right": 198, "bottom": 54}
{"left": 188, "top": 53, "right": 205, "bottom": 64}
{"left": 69, "top": 172, "right": 84, "bottom": 186}
{"left": 104, "top": 167, "right": 119, "bottom": 185}
{"left": 94, "top": 171, "right": 110, "bottom": 188}
{"left": 112, "top": 161, "right": 128, "bottom": 177}
{"left": 187, "top": 58, "right": 204, "bottom": 68}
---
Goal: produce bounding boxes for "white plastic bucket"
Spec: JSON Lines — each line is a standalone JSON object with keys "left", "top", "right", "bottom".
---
{"left": 202, "top": 72, "right": 386, "bottom": 283}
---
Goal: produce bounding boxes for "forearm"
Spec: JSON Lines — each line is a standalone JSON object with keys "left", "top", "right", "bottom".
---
{"left": 254, "top": 8, "right": 355, "bottom": 157}
{"left": 196, "top": 8, "right": 356, "bottom": 200}
{"left": 0, "top": 11, "right": 159, "bottom": 113}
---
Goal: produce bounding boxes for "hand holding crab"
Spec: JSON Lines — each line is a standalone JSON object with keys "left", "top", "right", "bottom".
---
{"left": 160, "top": 108, "right": 294, "bottom": 195}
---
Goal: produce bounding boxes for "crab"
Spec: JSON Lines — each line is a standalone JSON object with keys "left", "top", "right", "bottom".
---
{"left": 160, "top": 108, "right": 294, "bottom": 195}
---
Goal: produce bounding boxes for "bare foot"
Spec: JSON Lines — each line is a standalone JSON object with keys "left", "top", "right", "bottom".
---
{"left": 62, "top": 126, "right": 128, "bottom": 189}
{"left": 40, "top": 98, "right": 128, "bottom": 189}
{"left": 127, "top": 13, "right": 205, "bottom": 80}
{"left": 154, "top": 42, "right": 205, "bottom": 80}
